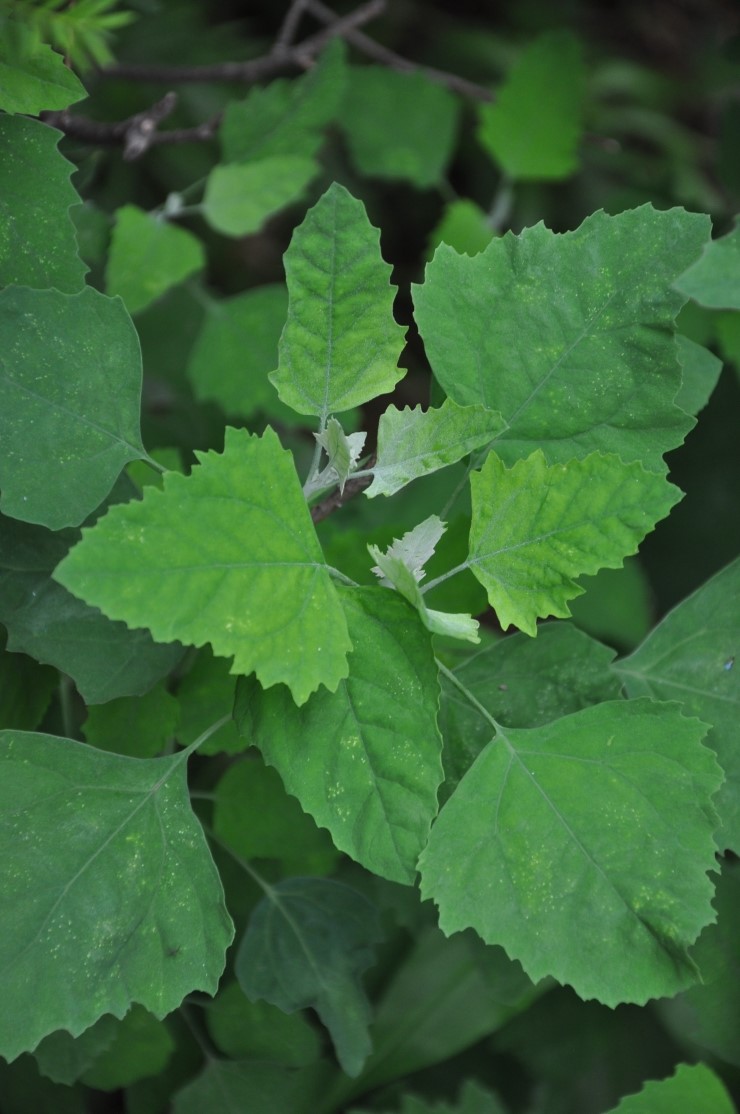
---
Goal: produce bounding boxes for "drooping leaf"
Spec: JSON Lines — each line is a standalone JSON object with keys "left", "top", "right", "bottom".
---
{"left": 605, "top": 1063, "right": 734, "bottom": 1114}
{"left": 34, "top": 1016, "right": 118, "bottom": 1086}
{"left": 676, "top": 221, "right": 740, "bottom": 309}
{"left": 477, "top": 31, "right": 585, "bottom": 180}
{"left": 467, "top": 450, "right": 681, "bottom": 635}
{"left": 0, "top": 731, "right": 234, "bottom": 1062}
{"left": 439, "top": 622, "right": 621, "bottom": 800}
{"left": 367, "top": 400, "right": 505, "bottom": 498}
{"left": 419, "top": 699, "right": 720, "bottom": 1004}
{"left": 414, "top": 206, "right": 709, "bottom": 469}
{"left": 0, "top": 38, "right": 85, "bottom": 115}
{"left": 338, "top": 66, "right": 459, "bottom": 188}
{"left": 675, "top": 335, "right": 723, "bottom": 416}
{"left": 0, "top": 115, "right": 86, "bottom": 292}
{"left": 106, "top": 206, "right": 205, "bottom": 316}
{"left": 202, "top": 157, "right": 317, "bottom": 237}
{"left": 173, "top": 1059, "right": 330, "bottom": 1114}
{"left": 81, "top": 1006, "right": 174, "bottom": 1091}
{"left": 236, "top": 586, "right": 443, "bottom": 884}
{"left": 236, "top": 877, "right": 383, "bottom": 1077}
{"left": 83, "top": 683, "right": 179, "bottom": 758}
{"left": 55, "top": 427, "right": 352, "bottom": 705}
{"left": 0, "top": 285, "right": 147, "bottom": 528}
{"left": 270, "top": 182, "right": 405, "bottom": 417}
{"left": 0, "top": 513, "right": 183, "bottom": 705}
{"left": 221, "top": 39, "right": 346, "bottom": 163}
{"left": 205, "top": 980, "right": 321, "bottom": 1065}
{"left": 616, "top": 556, "right": 740, "bottom": 852}
{"left": 175, "top": 646, "right": 243, "bottom": 756}
{"left": 185, "top": 285, "right": 288, "bottom": 417}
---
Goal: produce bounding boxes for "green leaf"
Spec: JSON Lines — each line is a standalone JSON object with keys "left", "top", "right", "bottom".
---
{"left": 0, "top": 285, "right": 147, "bottom": 529}
{"left": 675, "top": 335, "right": 722, "bottom": 416}
{"left": 81, "top": 1006, "right": 174, "bottom": 1090}
{"left": 185, "top": 285, "right": 287, "bottom": 417}
{"left": 105, "top": 206, "right": 205, "bottom": 316}
{"left": 83, "top": 683, "right": 179, "bottom": 758}
{"left": 676, "top": 221, "right": 740, "bottom": 309}
{"left": 338, "top": 66, "right": 459, "bottom": 188}
{"left": 0, "top": 115, "right": 86, "bottom": 292}
{"left": 213, "top": 755, "right": 339, "bottom": 875}
{"left": 427, "top": 199, "right": 495, "bottom": 258}
{"left": 54, "top": 426, "right": 352, "bottom": 705}
{"left": 569, "top": 558, "right": 653, "bottom": 651}
{"left": 308, "top": 417, "right": 367, "bottom": 496}
{"left": 367, "top": 400, "right": 505, "bottom": 498}
{"left": 221, "top": 39, "right": 346, "bottom": 163}
{"left": 34, "top": 1016, "right": 118, "bottom": 1086}
{"left": 175, "top": 646, "right": 243, "bottom": 756}
{"left": 236, "top": 586, "right": 443, "bottom": 884}
{"left": 270, "top": 182, "right": 405, "bottom": 417}
{"left": 173, "top": 1060, "right": 330, "bottom": 1114}
{"left": 0, "top": 639, "right": 57, "bottom": 731}
{"left": 0, "top": 731, "right": 234, "bottom": 1062}
{"left": 205, "top": 980, "right": 321, "bottom": 1065}
{"left": 0, "top": 38, "right": 85, "bottom": 114}
{"left": 477, "top": 31, "right": 585, "bottom": 180}
{"left": 202, "top": 157, "right": 317, "bottom": 237}
{"left": 605, "top": 1063, "right": 734, "bottom": 1114}
{"left": 616, "top": 557, "right": 740, "bottom": 852}
{"left": 236, "top": 877, "right": 383, "bottom": 1077}
{"left": 419, "top": 699, "right": 720, "bottom": 1004}
{"left": 468, "top": 451, "right": 681, "bottom": 635}
{"left": 414, "top": 206, "right": 709, "bottom": 469}
{"left": 439, "top": 622, "right": 621, "bottom": 801}
{"left": 0, "top": 513, "right": 183, "bottom": 705}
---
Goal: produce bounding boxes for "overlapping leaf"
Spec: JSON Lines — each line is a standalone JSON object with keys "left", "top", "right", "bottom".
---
{"left": 106, "top": 205, "right": 205, "bottom": 315}
{"left": 414, "top": 206, "right": 710, "bottom": 469}
{"left": 174, "top": 1060, "right": 329, "bottom": 1114}
{"left": 606, "top": 1064, "right": 734, "bottom": 1114}
{"left": 270, "top": 183, "right": 405, "bottom": 417}
{"left": 203, "top": 158, "right": 317, "bottom": 236}
{"left": 0, "top": 285, "right": 147, "bottom": 528}
{"left": 367, "top": 400, "right": 505, "bottom": 498}
{"left": 0, "top": 115, "right": 86, "bottom": 292}
{"left": 616, "top": 557, "right": 740, "bottom": 851}
{"left": 419, "top": 699, "right": 720, "bottom": 1004}
{"left": 467, "top": 451, "right": 681, "bottom": 634}
{"left": 675, "top": 335, "right": 722, "bottom": 416}
{"left": 676, "top": 222, "right": 740, "bottom": 309}
{"left": 236, "top": 586, "right": 443, "bottom": 884}
{"left": 0, "top": 38, "right": 85, "bottom": 115}
{"left": 55, "top": 427, "right": 352, "bottom": 705}
{"left": 0, "top": 731, "right": 234, "bottom": 1062}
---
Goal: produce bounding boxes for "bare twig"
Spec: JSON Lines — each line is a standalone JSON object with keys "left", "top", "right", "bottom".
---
{"left": 310, "top": 455, "right": 377, "bottom": 524}
{"left": 275, "top": 0, "right": 311, "bottom": 50}
{"left": 41, "top": 92, "right": 189, "bottom": 160}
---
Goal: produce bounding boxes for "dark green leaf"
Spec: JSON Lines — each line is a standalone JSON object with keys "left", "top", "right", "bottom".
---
{"left": 176, "top": 646, "right": 243, "bottom": 756}
{"left": 205, "top": 980, "right": 321, "bottom": 1065}
{"left": 83, "top": 683, "right": 179, "bottom": 758}
{"left": 34, "top": 1016, "right": 118, "bottom": 1086}
{"left": 0, "top": 638, "right": 57, "bottom": 730}
{"left": 675, "top": 335, "right": 722, "bottom": 416}
{"left": 676, "top": 222, "right": 740, "bottom": 309}
{"left": 173, "top": 1059, "right": 331, "bottom": 1114}
{"left": 81, "top": 1006, "right": 174, "bottom": 1090}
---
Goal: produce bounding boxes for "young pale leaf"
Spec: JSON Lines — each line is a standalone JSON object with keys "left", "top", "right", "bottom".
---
{"left": 477, "top": 31, "right": 585, "bottom": 180}
{"left": 675, "top": 222, "right": 740, "bottom": 309}
{"left": 0, "top": 285, "right": 147, "bottom": 528}
{"left": 605, "top": 1063, "right": 734, "bottom": 1114}
{"left": 221, "top": 39, "right": 346, "bottom": 163}
{"left": 419, "top": 699, "right": 720, "bottom": 1005}
{"left": 235, "top": 586, "right": 444, "bottom": 884}
{"left": 202, "top": 157, "right": 317, "bottom": 236}
{"left": 371, "top": 516, "right": 447, "bottom": 584}
{"left": 106, "top": 205, "right": 205, "bottom": 315}
{"left": 0, "top": 115, "right": 86, "bottom": 292}
{"left": 367, "top": 400, "right": 505, "bottom": 498}
{"left": 236, "top": 878, "right": 383, "bottom": 1077}
{"left": 468, "top": 451, "right": 681, "bottom": 635}
{"left": 0, "top": 731, "right": 234, "bottom": 1063}
{"left": 0, "top": 38, "right": 85, "bottom": 115}
{"left": 616, "top": 557, "right": 740, "bottom": 852}
{"left": 0, "top": 513, "right": 183, "bottom": 705}
{"left": 307, "top": 417, "right": 367, "bottom": 496}
{"left": 414, "top": 206, "right": 709, "bottom": 469}
{"left": 54, "top": 426, "right": 352, "bottom": 705}
{"left": 675, "top": 335, "right": 722, "bottom": 417}
{"left": 270, "top": 182, "right": 405, "bottom": 417}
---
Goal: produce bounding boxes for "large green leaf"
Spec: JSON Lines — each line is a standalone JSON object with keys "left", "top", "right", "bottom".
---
{"left": 676, "top": 222, "right": 740, "bottom": 309}
{"left": 605, "top": 1064, "right": 734, "bottom": 1114}
{"left": 0, "top": 115, "right": 86, "bottom": 292}
{"left": 0, "top": 731, "right": 234, "bottom": 1062}
{"left": 0, "top": 512, "right": 183, "bottom": 705}
{"left": 270, "top": 183, "right": 405, "bottom": 418}
{"left": 477, "top": 31, "right": 585, "bottom": 180}
{"left": 0, "top": 285, "right": 147, "bottom": 528}
{"left": 367, "top": 400, "right": 505, "bottom": 498}
{"left": 221, "top": 39, "right": 346, "bottom": 163}
{"left": 419, "top": 699, "right": 720, "bottom": 1004}
{"left": 202, "top": 157, "right": 317, "bottom": 237}
{"left": 467, "top": 451, "right": 681, "bottom": 635}
{"left": 616, "top": 557, "right": 740, "bottom": 852}
{"left": 236, "top": 877, "right": 383, "bottom": 1077}
{"left": 235, "top": 586, "right": 443, "bottom": 884}
{"left": 338, "top": 66, "right": 459, "bottom": 188}
{"left": 106, "top": 206, "right": 205, "bottom": 316}
{"left": 0, "top": 38, "right": 85, "bottom": 115}
{"left": 55, "top": 426, "right": 352, "bottom": 705}
{"left": 414, "top": 206, "right": 709, "bottom": 469}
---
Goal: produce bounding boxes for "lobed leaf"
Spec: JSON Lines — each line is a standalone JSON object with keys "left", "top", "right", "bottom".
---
{"left": 468, "top": 451, "right": 681, "bottom": 635}
{"left": 106, "top": 205, "right": 205, "bottom": 316}
{"left": 419, "top": 699, "right": 721, "bottom": 1005}
{"left": 54, "top": 426, "right": 352, "bottom": 705}
{"left": 270, "top": 182, "right": 405, "bottom": 417}
{"left": 0, "top": 38, "right": 85, "bottom": 115}
{"left": 0, "top": 731, "right": 234, "bottom": 1062}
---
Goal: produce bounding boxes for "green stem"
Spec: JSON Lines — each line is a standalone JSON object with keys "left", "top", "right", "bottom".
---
{"left": 421, "top": 560, "right": 469, "bottom": 595}
{"left": 435, "top": 657, "right": 501, "bottom": 734}
{"left": 326, "top": 565, "right": 359, "bottom": 588}
{"left": 141, "top": 452, "right": 167, "bottom": 476}
{"left": 181, "top": 714, "right": 232, "bottom": 759}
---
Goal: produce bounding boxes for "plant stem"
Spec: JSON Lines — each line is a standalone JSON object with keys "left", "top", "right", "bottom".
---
{"left": 421, "top": 560, "right": 470, "bottom": 595}
{"left": 435, "top": 658, "right": 501, "bottom": 734}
